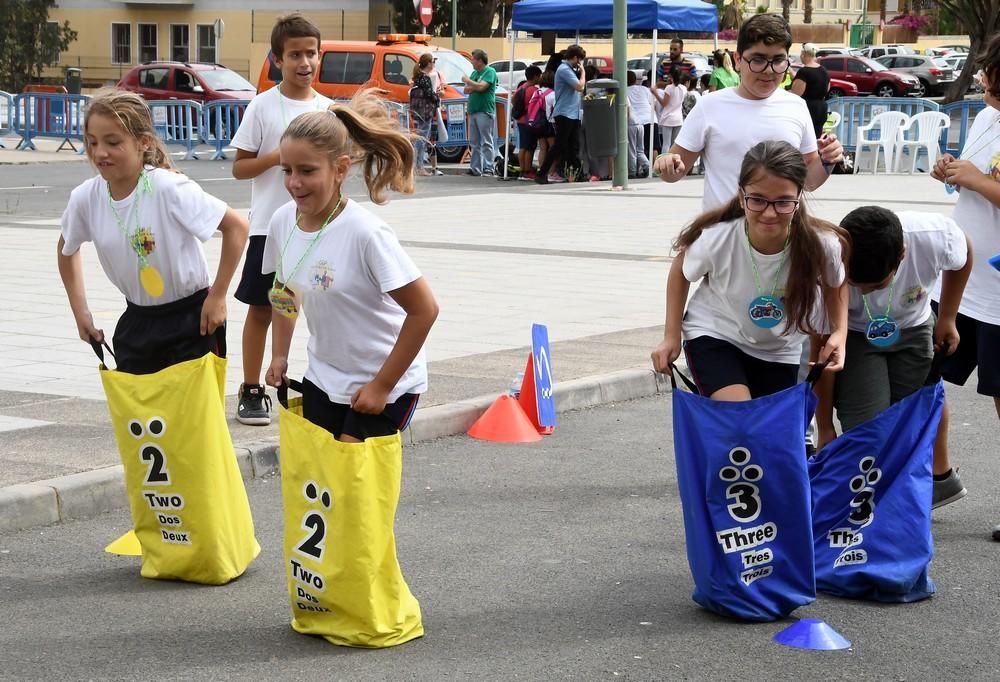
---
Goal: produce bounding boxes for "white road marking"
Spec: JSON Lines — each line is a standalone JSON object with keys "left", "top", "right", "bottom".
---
{"left": 0, "top": 416, "right": 54, "bottom": 433}
{"left": 0, "top": 186, "right": 52, "bottom": 191}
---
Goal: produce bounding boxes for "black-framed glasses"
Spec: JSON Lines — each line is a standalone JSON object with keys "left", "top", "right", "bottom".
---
{"left": 741, "top": 53, "right": 791, "bottom": 73}
{"left": 740, "top": 189, "right": 800, "bottom": 214}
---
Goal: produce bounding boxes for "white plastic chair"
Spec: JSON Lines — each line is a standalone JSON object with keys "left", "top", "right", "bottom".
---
{"left": 855, "top": 111, "right": 910, "bottom": 174}
{"left": 895, "top": 111, "right": 951, "bottom": 174}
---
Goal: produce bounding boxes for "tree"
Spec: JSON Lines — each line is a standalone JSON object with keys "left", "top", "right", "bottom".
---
{"left": 0, "top": 0, "right": 77, "bottom": 93}
{"left": 879, "top": 0, "right": 887, "bottom": 27}
{"left": 937, "top": 0, "right": 1000, "bottom": 103}
{"left": 804, "top": 0, "right": 813, "bottom": 23}
{"left": 780, "top": 0, "right": 792, "bottom": 21}
{"left": 390, "top": 0, "right": 515, "bottom": 38}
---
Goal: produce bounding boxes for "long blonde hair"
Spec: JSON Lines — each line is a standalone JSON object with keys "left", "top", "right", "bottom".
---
{"left": 83, "top": 88, "right": 174, "bottom": 170}
{"left": 282, "top": 90, "right": 414, "bottom": 204}
{"left": 675, "top": 140, "right": 847, "bottom": 335}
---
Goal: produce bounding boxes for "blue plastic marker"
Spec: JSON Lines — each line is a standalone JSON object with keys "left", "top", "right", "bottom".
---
{"left": 990, "top": 253, "right": 1000, "bottom": 272}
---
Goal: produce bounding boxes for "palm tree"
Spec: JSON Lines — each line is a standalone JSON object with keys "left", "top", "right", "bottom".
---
{"left": 804, "top": 0, "right": 813, "bottom": 23}
{"left": 781, "top": 0, "right": 792, "bottom": 21}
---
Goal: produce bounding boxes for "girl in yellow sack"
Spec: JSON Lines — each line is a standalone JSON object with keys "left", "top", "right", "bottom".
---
{"left": 263, "top": 94, "right": 439, "bottom": 647}
{"left": 56, "top": 89, "right": 259, "bottom": 584}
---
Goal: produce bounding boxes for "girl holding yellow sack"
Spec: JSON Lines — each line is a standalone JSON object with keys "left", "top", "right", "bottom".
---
{"left": 56, "top": 89, "right": 259, "bottom": 586}
{"left": 262, "top": 94, "right": 438, "bottom": 648}
{"left": 57, "top": 89, "right": 249, "bottom": 373}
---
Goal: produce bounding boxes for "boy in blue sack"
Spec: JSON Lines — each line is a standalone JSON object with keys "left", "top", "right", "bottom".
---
{"left": 815, "top": 207, "right": 972, "bottom": 508}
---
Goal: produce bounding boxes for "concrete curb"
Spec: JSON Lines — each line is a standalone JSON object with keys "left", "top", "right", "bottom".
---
{"left": 0, "top": 367, "right": 672, "bottom": 533}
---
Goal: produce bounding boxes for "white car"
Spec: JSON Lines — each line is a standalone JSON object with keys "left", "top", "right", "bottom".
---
{"left": 815, "top": 46, "right": 863, "bottom": 58}
{"left": 859, "top": 44, "right": 917, "bottom": 59}
{"left": 489, "top": 59, "right": 547, "bottom": 89}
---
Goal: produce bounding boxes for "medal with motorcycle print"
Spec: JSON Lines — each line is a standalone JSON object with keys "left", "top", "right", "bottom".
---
{"left": 744, "top": 222, "right": 790, "bottom": 329}
{"left": 109, "top": 170, "right": 164, "bottom": 298}
{"left": 862, "top": 277, "right": 899, "bottom": 348}
{"left": 269, "top": 196, "right": 344, "bottom": 319}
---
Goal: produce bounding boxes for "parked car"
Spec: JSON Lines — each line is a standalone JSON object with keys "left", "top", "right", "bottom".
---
{"left": 875, "top": 54, "right": 955, "bottom": 97}
{"left": 255, "top": 34, "right": 502, "bottom": 163}
{"left": 937, "top": 44, "right": 971, "bottom": 54}
{"left": 584, "top": 56, "right": 614, "bottom": 76}
{"left": 858, "top": 44, "right": 917, "bottom": 60}
{"left": 119, "top": 62, "right": 256, "bottom": 103}
{"left": 788, "top": 60, "right": 860, "bottom": 100}
{"left": 489, "top": 58, "right": 546, "bottom": 89}
{"left": 816, "top": 55, "right": 920, "bottom": 97}
{"left": 815, "top": 46, "right": 863, "bottom": 58}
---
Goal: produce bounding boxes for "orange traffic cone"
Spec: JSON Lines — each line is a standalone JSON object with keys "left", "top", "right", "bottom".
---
{"left": 467, "top": 394, "right": 543, "bottom": 443}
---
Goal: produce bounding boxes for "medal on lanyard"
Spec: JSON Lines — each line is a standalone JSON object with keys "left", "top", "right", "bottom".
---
{"left": 269, "top": 195, "right": 344, "bottom": 320}
{"left": 109, "top": 170, "right": 164, "bottom": 298}
{"left": 744, "top": 222, "right": 789, "bottom": 329}
{"left": 862, "top": 278, "right": 899, "bottom": 348}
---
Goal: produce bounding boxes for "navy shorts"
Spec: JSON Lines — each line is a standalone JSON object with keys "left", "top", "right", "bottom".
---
{"left": 683, "top": 335, "right": 800, "bottom": 399}
{"left": 235, "top": 236, "right": 273, "bottom": 307}
{"left": 301, "top": 377, "right": 420, "bottom": 440}
{"left": 517, "top": 123, "right": 538, "bottom": 152}
{"left": 931, "top": 302, "right": 1000, "bottom": 396}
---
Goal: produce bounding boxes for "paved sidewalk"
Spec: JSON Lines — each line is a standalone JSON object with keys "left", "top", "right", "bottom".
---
{"left": 0, "top": 169, "right": 960, "bottom": 531}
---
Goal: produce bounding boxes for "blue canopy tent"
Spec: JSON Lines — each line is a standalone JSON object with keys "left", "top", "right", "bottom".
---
{"left": 502, "top": 0, "right": 719, "bottom": 178}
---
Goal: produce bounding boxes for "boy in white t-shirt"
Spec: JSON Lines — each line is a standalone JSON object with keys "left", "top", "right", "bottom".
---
{"left": 653, "top": 14, "right": 844, "bottom": 211}
{"left": 816, "top": 207, "right": 971, "bottom": 507}
{"left": 230, "top": 13, "right": 332, "bottom": 426}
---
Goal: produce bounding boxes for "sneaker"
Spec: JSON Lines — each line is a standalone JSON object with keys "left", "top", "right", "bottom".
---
{"left": 991, "top": 524, "right": 1000, "bottom": 542}
{"left": 237, "top": 383, "right": 272, "bottom": 426}
{"left": 534, "top": 174, "right": 549, "bottom": 184}
{"left": 589, "top": 175, "right": 601, "bottom": 182}
{"left": 465, "top": 169, "right": 482, "bottom": 176}
{"left": 432, "top": 169, "right": 444, "bottom": 176}
{"left": 547, "top": 174, "right": 567, "bottom": 183}
{"left": 932, "top": 469, "right": 967, "bottom": 509}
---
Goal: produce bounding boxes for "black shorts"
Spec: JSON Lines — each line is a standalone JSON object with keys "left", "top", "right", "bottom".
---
{"left": 931, "top": 302, "right": 1000, "bottom": 396}
{"left": 235, "top": 236, "right": 273, "bottom": 307}
{"left": 301, "top": 377, "right": 419, "bottom": 440}
{"left": 683, "top": 335, "right": 800, "bottom": 399}
{"left": 517, "top": 123, "right": 538, "bottom": 153}
{"left": 113, "top": 288, "right": 225, "bottom": 375}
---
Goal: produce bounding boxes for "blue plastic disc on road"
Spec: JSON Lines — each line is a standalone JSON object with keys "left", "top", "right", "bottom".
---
{"left": 773, "top": 618, "right": 851, "bottom": 650}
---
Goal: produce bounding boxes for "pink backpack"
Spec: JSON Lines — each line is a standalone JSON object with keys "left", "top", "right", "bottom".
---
{"left": 526, "top": 87, "right": 550, "bottom": 133}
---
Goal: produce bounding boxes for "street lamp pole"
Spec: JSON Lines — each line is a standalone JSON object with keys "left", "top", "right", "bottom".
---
{"left": 452, "top": 0, "right": 458, "bottom": 50}
{"left": 612, "top": 0, "right": 628, "bottom": 188}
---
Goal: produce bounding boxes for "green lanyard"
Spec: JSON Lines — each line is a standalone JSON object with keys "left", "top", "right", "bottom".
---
{"left": 108, "top": 168, "right": 154, "bottom": 267}
{"left": 743, "top": 221, "right": 790, "bottom": 298}
{"left": 862, "top": 276, "right": 896, "bottom": 322}
{"left": 277, "top": 82, "right": 324, "bottom": 128}
{"left": 272, "top": 196, "right": 344, "bottom": 289}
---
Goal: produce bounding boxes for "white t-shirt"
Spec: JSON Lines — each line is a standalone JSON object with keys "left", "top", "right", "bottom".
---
{"left": 657, "top": 84, "right": 686, "bottom": 127}
{"left": 231, "top": 86, "right": 333, "bottom": 237}
{"left": 262, "top": 199, "right": 427, "bottom": 403}
{"left": 849, "top": 211, "right": 967, "bottom": 333}
{"left": 931, "top": 107, "right": 1000, "bottom": 324}
{"left": 676, "top": 88, "right": 818, "bottom": 211}
{"left": 681, "top": 218, "right": 845, "bottom": 364}
{"left": 627, "top": 85, "right": 655, "bottom": 125}
{"left": 61, "top": 167, "right": 226, "bottom": 305}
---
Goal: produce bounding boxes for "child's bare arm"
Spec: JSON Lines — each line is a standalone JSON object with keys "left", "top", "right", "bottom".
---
{"left": 232, "top": 148, "right": 282, "bottom": 180}
{"left": 57, "top": 236, "right": 103, "bottom": 343}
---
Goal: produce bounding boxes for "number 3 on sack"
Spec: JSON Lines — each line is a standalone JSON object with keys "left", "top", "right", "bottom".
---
{"left": 295, "top": 481, "right": 332, "bottom": 560}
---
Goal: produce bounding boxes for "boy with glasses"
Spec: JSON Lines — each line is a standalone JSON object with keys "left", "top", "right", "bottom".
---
{"left": 653, "top": 14, "right": 843, "bottom": 211}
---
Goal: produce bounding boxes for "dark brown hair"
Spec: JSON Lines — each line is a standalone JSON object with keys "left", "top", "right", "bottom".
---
{"left": 413, "top": 52, "right": 434, "bottom": 81}
{"left": 978, "top": 32, "right": 1000, "bottom": 99}
{"left": 737, "top": 14, "right": 792, "bottom": 54}
{"left": 674, "top": 140, "right": 846, "bottom": 335}
{"left": 282, "top": 90, "right": 414, "bottom": 204}
{"left": 271, "top": 13, "right": 321, "bottom": 59}
{"left": 84, "top": 88, "right": 174, "bottom": 171}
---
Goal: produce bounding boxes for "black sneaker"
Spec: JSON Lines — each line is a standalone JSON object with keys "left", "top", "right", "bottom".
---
{"left": 237, "top": 383, "right": 272, "bottom": 426}
{"left": 465, "top": 169, "right": 482, "bottom": 176}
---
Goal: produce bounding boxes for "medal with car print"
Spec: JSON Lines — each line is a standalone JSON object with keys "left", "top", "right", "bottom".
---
{"left": 862, "top": 276, "right": 900, "bottom": 348}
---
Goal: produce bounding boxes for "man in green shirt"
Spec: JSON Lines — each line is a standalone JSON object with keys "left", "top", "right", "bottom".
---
{"left": 461, "top": 49, "right": 498, "bottom": 176}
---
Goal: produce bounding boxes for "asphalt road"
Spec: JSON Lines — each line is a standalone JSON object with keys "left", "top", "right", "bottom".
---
{"left": 1, "top": 383, "right": 998, "bottom": 681}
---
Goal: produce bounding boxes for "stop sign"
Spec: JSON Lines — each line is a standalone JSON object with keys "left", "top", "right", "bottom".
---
{"left": 419, "top": 0, "right": 432, "bottom": 27}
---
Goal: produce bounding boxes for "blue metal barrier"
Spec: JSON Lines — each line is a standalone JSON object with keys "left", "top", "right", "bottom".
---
{"left": 147, "top": 99, "right": 202, "bottom": 160}
{"left": 200, "top": 99, "right": 249, "bottom": 160}
{"left": 12, "top": 92, "right": 89, "bottom": 152}
{"left": 828, "top": 97, "right": 940, "bottom": 153}
{"left": 439, "top": 95, "right": 509, "bottom": 153}
{"left": 0, "top": 91, "right": 12, "bottom": 148}
{"left": 939, "top": 99, "right": 987, "bottom": 155}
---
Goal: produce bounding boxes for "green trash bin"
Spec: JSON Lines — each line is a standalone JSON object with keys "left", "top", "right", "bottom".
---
{"left": 583, "top": 78, "right": 619, "bottom": 158}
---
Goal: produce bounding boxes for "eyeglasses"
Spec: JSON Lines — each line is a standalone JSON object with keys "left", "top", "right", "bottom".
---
{"left": 740, "top": 189, "right": 800, "bottom": 214}
{"left": 741, "top": 53, "right": 791, "bottom": 73}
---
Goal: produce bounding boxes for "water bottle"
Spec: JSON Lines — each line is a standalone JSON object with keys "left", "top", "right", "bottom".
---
{"left": 507, "top": 371, "right": 524, "bottom": 398}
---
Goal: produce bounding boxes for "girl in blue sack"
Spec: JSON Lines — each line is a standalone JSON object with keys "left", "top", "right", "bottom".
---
{"left": 263, "top": 93, "right": 439, "bottom": 441}
{"left": 650, "top": 140, "right": 848, "bottom": 398}
{"left": 57, "top": 89, "right": 249, "bottom": 373}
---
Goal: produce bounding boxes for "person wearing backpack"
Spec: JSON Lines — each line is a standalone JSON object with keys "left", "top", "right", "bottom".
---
{"left": 513, "top": 66, "right": 542, "bottom": 181}
{"left": 527, "top": 69, "right": 556, "bottom": 175}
